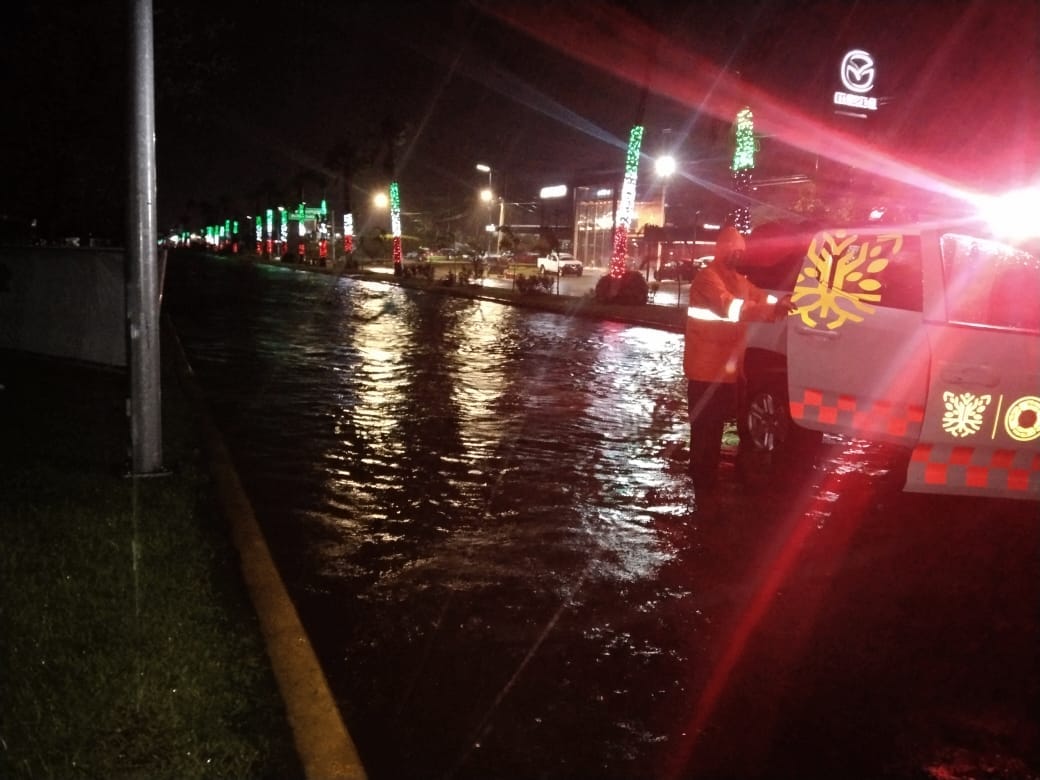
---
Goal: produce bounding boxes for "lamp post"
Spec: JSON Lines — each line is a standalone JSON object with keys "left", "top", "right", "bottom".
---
{"left": 479, "top": 189, "right": 494, "bottom": 254}
{"left": 476, "top": 163, "right": 496, "bottom": 255}
{"left": 654, "top": 153, "right": 676, "bottom": 283}
{"left": 655, "top": 154, "right": 676, "bottom": 223}
{"left": 371, "top": 191, "right": 389, "bottom": 264}
{"left": 683, "top": 210, "right": 700, "bottom": 308}
{"left": 494, "top": 195, "right": 504, "bottom": 255}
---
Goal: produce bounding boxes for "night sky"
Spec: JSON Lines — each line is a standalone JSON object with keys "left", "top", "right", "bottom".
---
{"left": 2, "top": 0, "right": 1037, "bottom": 241}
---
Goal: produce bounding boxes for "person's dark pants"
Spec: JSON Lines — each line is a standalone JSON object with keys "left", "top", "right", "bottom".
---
{"left": 687, "top": 379, "right": 737, "bottom": 490}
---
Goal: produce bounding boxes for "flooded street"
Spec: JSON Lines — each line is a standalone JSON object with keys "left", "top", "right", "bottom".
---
{"left": 165, "top": 254, "right": 1039, "bottom": 780}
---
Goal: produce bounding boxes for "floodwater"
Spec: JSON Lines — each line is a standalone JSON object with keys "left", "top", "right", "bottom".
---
{"left": 164, "top": 254, "right": 1040, "bottom": 780}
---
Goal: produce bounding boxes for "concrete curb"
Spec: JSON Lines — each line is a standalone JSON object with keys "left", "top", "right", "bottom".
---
{"left": 361, "top": 271, "right": 687, "bottom": 333}
{"left": 165, "top": 319, "right": 367, "bottom": 780}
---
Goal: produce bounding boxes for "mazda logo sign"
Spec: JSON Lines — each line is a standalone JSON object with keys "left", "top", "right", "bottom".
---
{"left": 840, "top": 49, "right": 875, "bottom": 94}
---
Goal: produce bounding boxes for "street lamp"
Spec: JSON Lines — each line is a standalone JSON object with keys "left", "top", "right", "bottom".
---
{"left": 655, "top": 154, "right": 676, "bottom": 225}
{"left": 479, "top": 185, "right": 495, "bottom": 250}
{"left": 475, "top": 163, "right": 496, "bottom": 254}
{"left": 476, "top": 163, "right": 507, "bottom": 255}
{"left": 654, "top": 154, "right": 676, "bottom": 282}
{"left": 368, "top": 191, "right": 390, "bottom": 265}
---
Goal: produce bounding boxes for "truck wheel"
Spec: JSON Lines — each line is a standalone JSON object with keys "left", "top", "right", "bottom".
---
{"left": 738, "top": 373, "right": 821, "bottom": 479}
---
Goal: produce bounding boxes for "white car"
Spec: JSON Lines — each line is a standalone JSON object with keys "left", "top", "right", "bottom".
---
{"left": 538, "top": 252, "right": 583, "bottom": 276}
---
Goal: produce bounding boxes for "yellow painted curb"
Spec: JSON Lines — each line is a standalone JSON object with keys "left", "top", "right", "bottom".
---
{"left": 166, "top": 320, "right": 367, "bottom": 780}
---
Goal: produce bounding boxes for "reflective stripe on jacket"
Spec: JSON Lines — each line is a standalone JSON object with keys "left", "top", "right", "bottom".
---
{"left": 683, "top": 262, "right": 778, "bottom": 383}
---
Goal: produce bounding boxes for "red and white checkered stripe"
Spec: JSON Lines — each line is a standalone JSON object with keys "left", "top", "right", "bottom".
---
{"left": 790, "top": 388, "right": 925, "bottom": 441}
{"left": 909, "top": 443, "right": 1040, "bottom": 495}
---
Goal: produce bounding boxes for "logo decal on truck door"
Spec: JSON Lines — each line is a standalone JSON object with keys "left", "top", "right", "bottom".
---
{"left": 1004, "top": 396, "right": 1040, "bottom": 442}
{"left": 792, "top": 231, "right": 902, "bottom": 330}
{"left": 940, "top": 391, "right": 992, "bottom": 437}
{"left": 934, "top": 392, "right": 1040, "bottom": 442}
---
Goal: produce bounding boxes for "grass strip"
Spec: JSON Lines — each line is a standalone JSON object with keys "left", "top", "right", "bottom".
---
{"left": 0, "top": 349, "right": 302, "bottom": 779}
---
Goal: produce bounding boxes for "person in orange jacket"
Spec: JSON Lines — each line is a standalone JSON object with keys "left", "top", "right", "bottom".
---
{"left": 683, "top": 224, "right": 795, "bottom": 492}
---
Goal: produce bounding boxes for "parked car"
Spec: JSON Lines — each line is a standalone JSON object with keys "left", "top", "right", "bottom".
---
{"left": 538, "top": 251, "right": 583, "bottom": 276}
{"left": 653, "top": 255, "right": 712, "bottom": 281}
{"left": 654, "top": 259, "right": 696, "bottom": 281}
{"left": 480, "top": 252, "right": 509, "bottom": 274}
{"left": 433, "top": 247, "right": 467, "bottom": 260}
{"left": 509, "top": 250, "right": 539, "bottom": 267}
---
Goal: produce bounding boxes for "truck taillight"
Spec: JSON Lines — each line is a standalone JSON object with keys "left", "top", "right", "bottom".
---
{"left": 977, "top": 187, "right": 1040, "bottom": 241}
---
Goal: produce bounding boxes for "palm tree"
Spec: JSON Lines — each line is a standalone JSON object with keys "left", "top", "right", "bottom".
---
{"left": 288, "top": 168, "right": 325, "bottom": 209}
{"left": 324, "top": 138, "right": 360, "bottom": 221}
{"left": 376, "top": 114, "right": 411, "bottom": 179}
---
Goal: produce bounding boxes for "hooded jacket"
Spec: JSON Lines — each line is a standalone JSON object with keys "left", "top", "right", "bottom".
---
{"left": 683, "top": 226, "right": 780, "bottom": 383}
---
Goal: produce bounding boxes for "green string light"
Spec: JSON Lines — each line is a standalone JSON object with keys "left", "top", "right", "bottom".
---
{"left": 729, "top": 107, "right": 755, "bottom": 234}
{"left": 389, "top": 181, "right": 403, "bottom": 266}
{"left": 732, "top": 108, "right": 756, "bottom": 172}
{"left": 610, "top": 124, "right": 645, "bottom": 277}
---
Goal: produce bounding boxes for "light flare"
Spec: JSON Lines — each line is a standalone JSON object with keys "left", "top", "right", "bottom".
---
{"left": 665, "top": 470, "right": 875, "bottom": 778}
{"left": 975, "top": 187, "right": 1040, "bottom": 241}
{"left": 485, "top": 3, "right": 1038, "bottom": 214}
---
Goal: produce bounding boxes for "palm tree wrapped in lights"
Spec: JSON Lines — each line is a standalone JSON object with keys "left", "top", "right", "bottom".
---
{"left": 608, "top": 123, "right": 645, "bottom": 278}
{"left": 728, "top": 107, "right": 756, "bottom": 235}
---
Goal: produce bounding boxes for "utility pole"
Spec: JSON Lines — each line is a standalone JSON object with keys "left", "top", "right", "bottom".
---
{"left": 330, "top": 208, "right": 337, "bottom": 267}
{"left": 127, "top": 0, "right": 164, "bottom": 475}
{"left": 496, "top": 198, "right": 505, "bottom": 255}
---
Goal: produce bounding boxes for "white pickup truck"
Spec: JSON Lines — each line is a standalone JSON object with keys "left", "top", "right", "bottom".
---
{"left": 537, "top": 252, "right": 583, "bottom": 276}
{"left": 735, "top": 220, "right": 1039, "bottom": 501}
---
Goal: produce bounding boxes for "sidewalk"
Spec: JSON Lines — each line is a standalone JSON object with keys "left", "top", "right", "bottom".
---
{"left": 281, "top": 258, "right": 688, "bottom": 333}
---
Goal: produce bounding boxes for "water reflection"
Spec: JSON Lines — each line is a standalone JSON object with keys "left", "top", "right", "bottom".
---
{"left": 164, "top": 255, "right": 1040, "bottom": 780}
{"left": 165, "top": 255, "right": 698, "bottom": 777}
